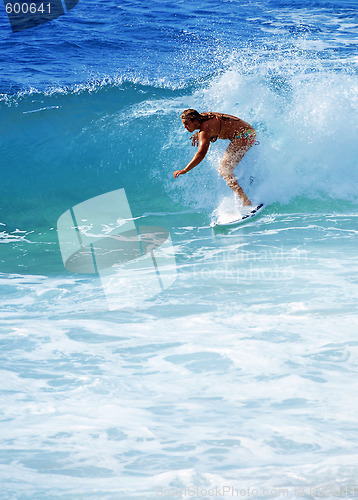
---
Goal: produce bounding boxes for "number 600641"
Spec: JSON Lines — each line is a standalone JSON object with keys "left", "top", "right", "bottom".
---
{"left": 6, "top": 3, "right": 51, "bottom": 14}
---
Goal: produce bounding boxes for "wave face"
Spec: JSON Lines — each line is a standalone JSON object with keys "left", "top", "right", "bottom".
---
{"left": 1, "top": 0, "right": 358, "bottom": 244}
{"left": 1, "top": 62, "right": 357, "bottom": 275}
{"left": 1, "top": 56, "right": 357, "bottom": 229}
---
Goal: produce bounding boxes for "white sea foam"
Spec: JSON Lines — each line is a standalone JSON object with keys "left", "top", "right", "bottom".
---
{"left": 166, "top": 49, "right": 358, "bottom": 211}
{"left": 1, "top": 209, "right": 358, "bottom": 497}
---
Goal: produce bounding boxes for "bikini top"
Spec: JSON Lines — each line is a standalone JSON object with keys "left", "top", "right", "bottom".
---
{"left": 209, "top": 114, "right": 241, "bottom": 142}
{"left": 210, "top": 115, "right": 222, "bottom": 143}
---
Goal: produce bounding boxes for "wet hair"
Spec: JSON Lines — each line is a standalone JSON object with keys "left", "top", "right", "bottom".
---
{"left": 181, "top": 109, "right": 215, "bottom": 123}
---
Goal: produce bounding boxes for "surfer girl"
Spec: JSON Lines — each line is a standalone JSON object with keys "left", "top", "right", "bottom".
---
{"left": 173, "top": 109, "right": 257, "bottom": 206}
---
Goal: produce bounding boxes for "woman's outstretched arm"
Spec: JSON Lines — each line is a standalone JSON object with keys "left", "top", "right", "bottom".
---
{"left": 173, "top": 131, "right": 210, "bottom": 178}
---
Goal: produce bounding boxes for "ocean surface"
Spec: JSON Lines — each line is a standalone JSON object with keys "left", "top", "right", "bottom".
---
{"left": 1, "top": 0, "right": 358, "bottom": 498}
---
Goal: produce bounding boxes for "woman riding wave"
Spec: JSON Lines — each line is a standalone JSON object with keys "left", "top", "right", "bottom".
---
{"left": 173, "top": 109, "right": 257, "bottom": 206}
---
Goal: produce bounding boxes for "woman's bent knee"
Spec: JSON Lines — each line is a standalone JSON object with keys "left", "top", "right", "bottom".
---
{"left": 218, "top": 165, "right": 235, "bottom": 179}
{"left": 218, "top": 167, "right": 226, "bottom": 178}
{"left": 220, "top": 172, "right": 237, "bottom": 187}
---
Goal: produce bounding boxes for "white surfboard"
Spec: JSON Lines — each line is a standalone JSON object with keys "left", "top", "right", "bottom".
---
{"left": 211, "top": 203, "right": 265, "bottom": 227}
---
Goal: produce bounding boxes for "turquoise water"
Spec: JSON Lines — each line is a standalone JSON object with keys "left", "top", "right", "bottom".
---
{"left": 1, "top": 0, "right": 358, "bottom": 498}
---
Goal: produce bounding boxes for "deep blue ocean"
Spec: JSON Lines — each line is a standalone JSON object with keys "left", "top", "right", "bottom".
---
{"left": 1, "top": 0, "right": 358, "bottom": 498}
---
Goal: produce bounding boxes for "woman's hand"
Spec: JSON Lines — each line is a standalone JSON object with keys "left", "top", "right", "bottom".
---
{"left": 173, "top": 169, "right": 186, "bottom": 178}
{"left": 190, "top": 132, "right": 199, "bottom": 147}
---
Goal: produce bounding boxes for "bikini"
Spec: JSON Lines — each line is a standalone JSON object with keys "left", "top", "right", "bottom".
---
{"left": 234, "top": 128, "right": 256, "bottom": 142}
{"left": 209, "top": 114, "right": 256, "bottom": 143}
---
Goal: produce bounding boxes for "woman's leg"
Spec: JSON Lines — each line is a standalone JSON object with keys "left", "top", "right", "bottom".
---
{"left": 218, "top": 138, "right": 255, "bottom": 206}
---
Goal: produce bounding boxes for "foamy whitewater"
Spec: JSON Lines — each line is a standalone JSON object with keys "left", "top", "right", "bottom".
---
{"left": 0, "top": 0, "right": 358, "bottom": 498}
